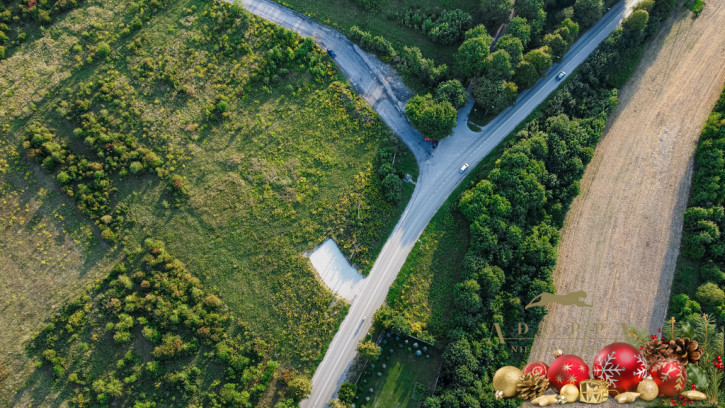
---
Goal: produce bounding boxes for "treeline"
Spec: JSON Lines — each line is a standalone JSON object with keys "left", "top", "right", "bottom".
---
{"left": 31, "top": 239, "right": 307, "bottom": 407}
{"left": 407, "top": 0, "right": 674, "bottom": 406}
{"left": 669, "top": 87, "right": 725, "bottom": 325}
{"left": 348, "top": 0, "right": 624, "bottom": 140}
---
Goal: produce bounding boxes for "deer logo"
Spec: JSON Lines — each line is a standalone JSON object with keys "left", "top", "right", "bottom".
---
{"left": 525, "top": 290, "right": 593, "bottom": 309}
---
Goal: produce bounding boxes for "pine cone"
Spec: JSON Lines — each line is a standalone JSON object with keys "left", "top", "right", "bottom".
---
{"left": 642, "top": 337, "right": 670, "bottom": 367}
{"left": 516, "top": 373, "right": 549, "bottom": 400}
{"left": 667, "top": 337, "right": 703, "bottom": 365}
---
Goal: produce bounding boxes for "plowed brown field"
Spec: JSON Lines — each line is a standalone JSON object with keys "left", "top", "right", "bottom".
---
{"left": 528, "top": 0, "right": 725, "bottom": 393}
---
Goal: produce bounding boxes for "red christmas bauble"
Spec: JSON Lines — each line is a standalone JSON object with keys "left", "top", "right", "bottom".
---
{"left": 592, "top": 342, "right": 648, "bottom": 394}
{"left": 547, "top": 354, "right": 590, "bottom": 392}
{"left": 523, "top": 361, "right": 549, "bottom": 378}
{"left": 650, "top": 358, "right": 687, "bottom": 397}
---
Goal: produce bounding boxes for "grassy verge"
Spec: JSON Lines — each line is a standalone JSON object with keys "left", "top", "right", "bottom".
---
{"left": 354, "top": 336, "right": 441, "bottom": 408}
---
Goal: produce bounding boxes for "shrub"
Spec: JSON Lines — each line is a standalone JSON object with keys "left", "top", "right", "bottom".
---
{"left": 695, "top": 282, "right": 725, "bottom": 310}
{"left": 129, "top": 161, "right": 144, "bottom": 174}
{"left": 382, "top": 173, "right": 403, "bottom": 202}
{"left": 96, "top": 42, "right": 111, "bottom": 59}
{"left": 287, "top": 375, "right": 312, "bottom": 402}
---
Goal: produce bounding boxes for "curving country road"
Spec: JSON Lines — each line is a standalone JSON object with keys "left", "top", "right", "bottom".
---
{"left": 230, "top": 0, "right": 628, "bottom": 405}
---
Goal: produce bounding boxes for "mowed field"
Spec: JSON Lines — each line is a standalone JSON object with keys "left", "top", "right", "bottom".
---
{"left": 529, "top": 0, "right": 725, "bottom": 364}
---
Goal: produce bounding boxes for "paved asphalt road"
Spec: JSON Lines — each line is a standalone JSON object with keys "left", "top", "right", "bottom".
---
{"left": 230, "top": 0, "right": 628, "bottom": 405}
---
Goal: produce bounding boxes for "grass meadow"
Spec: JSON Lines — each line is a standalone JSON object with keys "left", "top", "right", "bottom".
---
{"left": 0, "top": 0, "right": 417, "bottom": 404}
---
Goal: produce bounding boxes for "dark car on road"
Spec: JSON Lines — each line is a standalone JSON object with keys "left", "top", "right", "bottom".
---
{"left": 327, "top": 49, "right": 336, "bottom": 58}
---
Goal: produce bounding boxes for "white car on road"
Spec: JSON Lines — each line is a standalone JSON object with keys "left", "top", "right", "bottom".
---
{"left": 459, "top": 163, "right": 469, "bottom": 173}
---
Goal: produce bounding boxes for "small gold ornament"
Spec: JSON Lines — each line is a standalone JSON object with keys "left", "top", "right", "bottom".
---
{"left": 532, "top": 395, "right": 562, "bottom": 406}
{"left": 636, "top": 379, "right": 658, "bottom": 401}
{"left": 681, "top": 390, "right": 707, "bottom": 401}
{"left": 493, "top": 366, "right": 522, "bottom": 399}
{"left": 579, "top": 379, "right": 610, "bottom": 403}
{"left": 560, "top": 384, "right": 579, "bottom": 402}
{"left": 613, "top": 392, "right": 640, "bottom": 403}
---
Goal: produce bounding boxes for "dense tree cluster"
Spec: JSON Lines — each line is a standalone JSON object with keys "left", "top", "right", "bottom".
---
{"left": 405, "top": 93, "right": 457, "bottom": 140}
{"left": 32, "top": 239, "right": 286, "bottom": 407}
{"left": 670, "top": 88, "right": 725, "bottom": 324}
{"left": 396, "top": 7, "right": 473, "bottom": 45}
{"left": 416, "top": 5, "right": 667, "bottom": 406}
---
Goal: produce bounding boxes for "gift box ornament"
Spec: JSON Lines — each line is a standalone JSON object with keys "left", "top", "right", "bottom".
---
{"left": 579, "top": 379, "right": 610, "bottom": 403}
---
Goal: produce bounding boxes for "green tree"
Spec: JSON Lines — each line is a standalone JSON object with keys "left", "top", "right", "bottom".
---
{"left": 574, "top": 0, "right": 602, "bottom": 28}
{"left": 506, "top": 16, "right": 531, "bottom": 46}
{"left": 522, "top": 46, "right": 553, "bottom": 77}
{"left": 701, "top": 261, "right": 725, "bottom": 283}
{"left": 480, "top": 0, "right": 514, "bottom": 29}
{"left": 622, "top": 9, "right": 649, "bottom": 33}
{"left": 465, "top": 24, "right": 490, "bottom": 40}
{"left": 696, "top": 282, "right": 725, "bottom": 310}
{"left": 485, "top": 50, "right": 513, "bottom": 81}
{"left": 514, "top": 0, "right": 543, "bottom": 20}
{"left": 557, "top": 18, "right": 580, "bottom": 43}
{"left": 435, "top": 80, "right": 468, "bottom": 108}
{"left": 428, "top": 9, "right": 473, "bottom": 45}
{"left": 634, "top": 0, "right": 655, "bottom": 12}
{"left": 357, "top": 339, "right": 382, "bottom": 360}
{"left": 514, "top": 61, "right": 539, "bottom": 89}
{"left": 405, "top": 94, "right": 457, "bottom": 140}
{"left": 288, "top": 375, "right": 313, "bottom": 402}
{"left": 338, "top": 382, "right": 357, "bottom": 404}
{"left": 543, "top": 33, "right": 568, "bottom": 58}
{"left": 456, "top": 35, "right": 492, "bottom": 77}
{"left": 382, "top": 173, "right": 403, "bottom": 202}
{"left": 472, "top": 78, "right": 518, "bottom": 116}
{"left": 494, "top": 35, "right": 524, "bottom": 66}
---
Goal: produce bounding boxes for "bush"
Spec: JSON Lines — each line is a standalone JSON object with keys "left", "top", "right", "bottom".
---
{"left": 338, "top": 382, "right": 357, "bottom": 404}
{"left": 287, "top": 375, "right": 312, "bottom": 402}
{"left": 96, "top": 42, "right": 111, "bottom": 59}
{"left": 357, "top": 339, "right": 381, "bottom": 360}
{"left": 695, "top": 282, "right": 725, "bottom": 310}
{"left": 382, "top": 173, "right": 403, "bottom": 202}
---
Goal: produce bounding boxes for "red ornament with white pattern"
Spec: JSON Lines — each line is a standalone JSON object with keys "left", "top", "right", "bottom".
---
{"left": 650, "top": 358, "right": 687, "bottom": 397}
{"left": 593, "top": 342, "right": 648, "bottom": 395}
{"left": 523, "top": 361, "right": 549, "bottom": 378}
{"left": 547, "top": 351, "right": 590, "bottom": 392}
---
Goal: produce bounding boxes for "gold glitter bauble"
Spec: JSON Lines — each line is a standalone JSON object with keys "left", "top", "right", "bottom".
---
{"left": 493, "top": 366, "right": 522, "bottom": 398}
{"left": 560, "top": 384, "right": 579, "bottom": 402}
{"left": 636, "top": 379, "right": 658, "bottom": 402}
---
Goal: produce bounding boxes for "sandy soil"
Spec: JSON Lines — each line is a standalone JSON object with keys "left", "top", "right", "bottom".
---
{"left": 528, "top": 0, "right": 725, "bottom": 400}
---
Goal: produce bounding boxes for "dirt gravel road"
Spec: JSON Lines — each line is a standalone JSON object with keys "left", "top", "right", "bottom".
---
{"left": 528, "top": 0, "right": 725, "bottom": 398}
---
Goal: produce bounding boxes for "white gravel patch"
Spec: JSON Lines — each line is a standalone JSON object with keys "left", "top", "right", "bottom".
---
{"left": 309, "top": 239, "right": 365, "bottom": 302}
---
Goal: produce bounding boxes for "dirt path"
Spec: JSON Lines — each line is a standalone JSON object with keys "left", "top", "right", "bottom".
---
{"left": 528, "top": 0, "right": 725, "bottom": 396}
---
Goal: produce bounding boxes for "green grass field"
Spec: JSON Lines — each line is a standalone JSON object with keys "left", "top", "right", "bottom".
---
{"left": 0, "top": 0, "right": 417, "bottom": 404}
{"left": 355, "top": 336, "right": 441, "bottom": 408}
